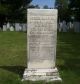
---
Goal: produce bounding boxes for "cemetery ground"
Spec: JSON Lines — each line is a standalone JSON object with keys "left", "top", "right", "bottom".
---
{"left": 0, "top": 32, "right": 80, "bottom": 84}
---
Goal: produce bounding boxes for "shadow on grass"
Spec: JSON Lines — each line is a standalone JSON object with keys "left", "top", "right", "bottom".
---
{"left": 0, "top": 66, "right": 26, "bottom": 78}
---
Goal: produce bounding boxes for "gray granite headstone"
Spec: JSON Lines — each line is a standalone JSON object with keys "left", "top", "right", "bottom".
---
{"left": 22, "top": 23, "right": 27, "bottom": 32}
{"left": 23, "top": 9, "right": 61, "bottom": 82}
{"left": 73, "top": 22, "right": 80, "bottom": 32}
{"left": 62, "top": 21, "right": 67, "bottom": 32}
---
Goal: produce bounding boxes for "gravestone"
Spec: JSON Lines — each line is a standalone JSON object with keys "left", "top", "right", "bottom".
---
{"left": 0, "top": 27, "right": 1, "bottom": 31}
{"left": 62, "top": 21, "right": 67, "bottom": 32}
{"left": 10, "top": 26, "right": 14, "bottom": 31}
{"left": 23, "top": 9, "right": 61, "bottom": 82}
{"left": 67, "top": 22, "right": 73, "bottom": 31}
{"left": 3, "top": 25, "right": 7, "bottom": 31}
{"left": 19, "top": 24, "right": 23, "bottom": 31}
{"left": 15, "top": 23, "right": 21, "bottom": 31}
{"left": 19, "top": 25, "right": 22, "bottom": 31}
{"left": 7, "top": 22, "right": 10, "bottom": 29}
{"left": 22, "top": 23, "right": 27, "bottom": 32}
{"left": 73, "top": 22, "right": 80, "bottom": 32}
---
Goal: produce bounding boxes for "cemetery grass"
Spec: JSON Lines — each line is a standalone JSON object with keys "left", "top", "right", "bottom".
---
{"left": 0, "top": 32, "right": 80, "bottom": 84}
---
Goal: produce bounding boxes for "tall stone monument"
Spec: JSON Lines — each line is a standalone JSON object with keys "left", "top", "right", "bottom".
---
{"left": 23, "top": 9, "right": 61, "bottom": 81}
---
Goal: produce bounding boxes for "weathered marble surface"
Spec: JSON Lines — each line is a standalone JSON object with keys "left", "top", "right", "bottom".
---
{"left": 23, "top": 9, "right": 62, "bottom": 82}
{"left": 23, "top": 68, "right": 61, "bottom": 82}
{"left": 27, "top": 9, "right": 57, "bottom": 69}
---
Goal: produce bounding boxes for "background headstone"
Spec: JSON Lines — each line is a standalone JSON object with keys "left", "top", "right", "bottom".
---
{"left": 15, "top": 23, "right": 20, "bottom": 31}
{"left": 59, "top": 22, "right": 63, "bottom": 32}
{"left": 73, "top": 22, "right": 80, "bottom": 32}
{"left": 10, "top": 26, "right": 14, "bottom": 31}
{"left": 19, "top": 24, "right": 23, "bottom": 31}
{"left": 7, "top": 22, "right": 10, "bottom": 29}
{"left": 3, "top": 25, "right": 7, "bottom": 31}
{"left": 22, "top": 23, "right": 27, "bottom": 32}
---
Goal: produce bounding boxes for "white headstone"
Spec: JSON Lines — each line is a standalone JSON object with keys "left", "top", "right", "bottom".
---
{"left": 7, "top": 22, "right": 10, "bottom": 29}
{"left": 15, "top": 23, "right": 20, "bottom": 31}
{"left": 3, "top": 25, "right": 7, "bottom": 31}
{"left": 67, "top": 22, "right": 73, "bottom": 31}
{"left": 10, "top": 26, "right": 14, "bottom": 31}
{"left": 23, "top": 9, "right": 62, "bottom": 82}
{"left": 69, "top": 22, "right": 73, "bottom": 29}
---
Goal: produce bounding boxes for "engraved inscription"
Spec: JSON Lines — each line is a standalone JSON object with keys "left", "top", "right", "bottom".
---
{"left": 27, "top": 9, "right": 57, "bottom": 68}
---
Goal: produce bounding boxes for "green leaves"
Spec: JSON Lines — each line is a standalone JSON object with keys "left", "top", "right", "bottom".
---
{"left": 0, "top": 0, "right": 32, "bottom": 23}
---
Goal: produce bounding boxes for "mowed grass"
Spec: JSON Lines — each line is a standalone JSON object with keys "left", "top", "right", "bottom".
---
{"left": 0, "top": 31, "right": 80, "bottom": 84}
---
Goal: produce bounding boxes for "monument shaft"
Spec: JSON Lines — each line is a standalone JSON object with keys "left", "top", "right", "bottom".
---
{"left": 27, "top": 9, "right": 57, "bottom": 69}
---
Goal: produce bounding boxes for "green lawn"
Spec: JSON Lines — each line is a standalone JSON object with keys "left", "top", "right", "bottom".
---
{"left": 0, "top": 32, "right": 80, "bottom": 84}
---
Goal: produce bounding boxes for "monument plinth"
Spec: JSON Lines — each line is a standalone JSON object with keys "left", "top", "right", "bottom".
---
{"left": 23, "top": 9, "right": 62, "bottom": 82}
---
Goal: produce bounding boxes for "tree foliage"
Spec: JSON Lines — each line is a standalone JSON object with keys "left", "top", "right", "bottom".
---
{"left": 28, "top": 4, "right": 40, "bottom": 8}
{"left": 55, "top": 0, "right": 69, "bottom": 21}
{"left": 0, "top": 0, "right": 32, "bottom": 27}
{"left": 69, "top": 0, "right": 80, "bottom": 21}
{"left": 55, "top": 0, "right": 80, "bottom": 21}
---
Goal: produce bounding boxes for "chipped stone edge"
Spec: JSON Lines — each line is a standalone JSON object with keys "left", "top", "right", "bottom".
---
{"left": 22, "top": 67, "right": 62, "bottom": 82}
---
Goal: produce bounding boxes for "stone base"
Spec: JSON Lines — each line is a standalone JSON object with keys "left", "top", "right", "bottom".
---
{"left": 22, "top": 68, "right": 62, "bottom": 82}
